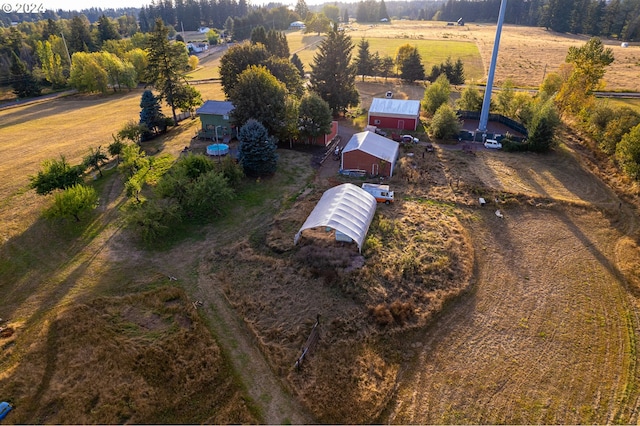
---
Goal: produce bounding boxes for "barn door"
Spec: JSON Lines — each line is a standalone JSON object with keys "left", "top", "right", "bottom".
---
{"left": 397, "top": 120, "right": 404, "bottom": 129}
{"left": 371, "top": 163, "right": 379, "bottom": 176}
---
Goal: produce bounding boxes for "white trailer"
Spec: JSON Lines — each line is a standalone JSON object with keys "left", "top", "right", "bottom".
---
{"left": 362, "top": 183, "right": 394, "bottom": 204}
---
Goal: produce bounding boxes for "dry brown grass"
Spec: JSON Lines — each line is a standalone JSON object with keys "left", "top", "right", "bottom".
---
{"left": 0, "top": 286, "right": 258, "bottom": 424}
{"left": 345, "top": 23, "right": 640, "bottom": 91}
{"left": 2, "top": 23, "right": 640, "bottom": 424}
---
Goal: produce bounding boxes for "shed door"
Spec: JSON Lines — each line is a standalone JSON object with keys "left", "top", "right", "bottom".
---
{"left": 371, "top": 163, "right": 378, "bottom": 176}
{"left": 397, "top": 120, "right": 404, "bottom": 129}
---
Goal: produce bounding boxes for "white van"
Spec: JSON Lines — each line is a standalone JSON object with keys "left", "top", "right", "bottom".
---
{"left": 362, "top": 183, "right": 394, "bottom": 204}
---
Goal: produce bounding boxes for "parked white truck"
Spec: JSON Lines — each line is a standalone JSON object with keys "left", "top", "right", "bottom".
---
{"left": 362, "top": 183, "right": 394, "bottom": 204}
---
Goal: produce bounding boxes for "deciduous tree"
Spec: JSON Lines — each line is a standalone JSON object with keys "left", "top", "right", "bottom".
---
{"left": 219, "top": 42, "right": 269, "bottom": 97}
{"left": 83, "top": 146, "right": 109, "bottom": 178}
{"left": 430, "top": 104, "right": 461, "bottom": 140}
{"left": 616, "top": 124, "right": 640, "bottom": 180}
{"left": 45, "top": 184, "right": 98, "bottom": 222}
{"left": 298, "top": 92, "right": 332, "bottom": 143}
{"left": 30, "top": 156, "right": 86, "bottom": 195}
{"left": 229, "top": 65, "right": 287, "bottom": 140}
{"left": 422, "top": 74, "right": 451, "bottom": 116}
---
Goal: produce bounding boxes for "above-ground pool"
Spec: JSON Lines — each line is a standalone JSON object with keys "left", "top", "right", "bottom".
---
{"left": 206, "top": 143, "right": 229, "bottom": 156}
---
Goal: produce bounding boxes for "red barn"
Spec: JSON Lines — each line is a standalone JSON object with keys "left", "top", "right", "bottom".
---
{"left": 308, "top": 120, "right": 338, "bottom": 146}
{"left": 367, "top": 98, "right": 421, "bottom": 131}
{"left": 341, "top": 131, "right": 400, "bottom": 177}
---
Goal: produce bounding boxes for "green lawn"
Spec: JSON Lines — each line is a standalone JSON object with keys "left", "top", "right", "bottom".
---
{"left": 361, "top": 37, "right": 483, "bottom": 82}
{"left": 285, "top": 31, "right": 484, "bottom": 82}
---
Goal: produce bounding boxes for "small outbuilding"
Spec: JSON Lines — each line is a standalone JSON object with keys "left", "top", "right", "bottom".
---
{"left": 290, "top": 21, "right": 306, "bottom": 29}
{"left": 341, "top": 131, "right": 400, "bottom": 177}
{"left": 195, "top": 100, "right": 235, "bottom": 140}
{"left": 294, "top": 183, "right": 377, "bottom": 253}
{"left": 368, "top": 98, "right": 421, "bottom": 131}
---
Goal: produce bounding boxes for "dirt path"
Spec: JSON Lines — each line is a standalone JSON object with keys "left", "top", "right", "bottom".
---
{"left": 193, "top": 263, "right": 313, "bottom": 424}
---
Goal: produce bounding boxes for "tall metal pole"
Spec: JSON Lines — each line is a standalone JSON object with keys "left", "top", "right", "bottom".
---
{"left": 477, "top": 0, "right": 508, "bottom": 133}
{"left": 60, "top": 32, "right": 72, "bottom": 66}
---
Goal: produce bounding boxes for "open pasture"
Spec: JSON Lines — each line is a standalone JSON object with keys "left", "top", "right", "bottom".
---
{"left": 343, "top": 22, "right": 640, "bottom": 90}
{"left": 1, "top": 20, "right": 640, "bottom": 424}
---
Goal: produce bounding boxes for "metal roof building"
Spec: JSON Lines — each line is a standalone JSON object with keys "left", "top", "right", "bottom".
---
{"left": 341, "top": 131, "right": 400, "bottom": 178}
{"left": 294, "top": 183, "right": 377, "bottom": 253}
{"left": 368, "top": 98, "right": 421, "bottom": 131}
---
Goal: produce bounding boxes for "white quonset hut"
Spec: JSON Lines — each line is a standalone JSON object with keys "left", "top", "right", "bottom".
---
{"left": 341, "top": 131, "right": 400, "bottom": 178}
{"left": 368, "top": 98, "right": 421, "bottom": 131}
{"left": 294, "top": 183, "right": 377, "bottom": 253}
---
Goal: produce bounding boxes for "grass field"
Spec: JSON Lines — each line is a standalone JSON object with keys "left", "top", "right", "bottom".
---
{"left": 2, "top": 21, "right": 640, "bottom": 424}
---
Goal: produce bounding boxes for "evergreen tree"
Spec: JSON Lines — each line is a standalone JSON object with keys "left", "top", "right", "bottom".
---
{"left": 527, "top": 97, "right": 559, "bottom": 152}
{"left": 265, "top": 30, "right": 290, "bottom": 58}
{"left": 68, "top": 15, "right": 94, "bottom": 54}
{"left": 378, "top": 0, "right": 390, "bottom": 20}
{"left": 400, "top": 48, "right": 425, "bottom": 82}
{"left": 295, "top": 0, "right": 309, "bottom": 19}
{"left": 342, "top": 8, "right": 349, "bottom": 23}
{"left": 250, "top": 25, "right": 268, "bottom": 46}
{"left": 355, "top": 38, "right": 374, "bottom": 81}
{"left": 97, "top": 14, "right": 121, "bottom": 46}
{"left": 356, "top": 1, "right": 368, "bottom": 22}
{"left": 42, "top": 18, "right": 60, "bottom": 41}
{"left": 139, "top": 89, "right": 167, "bottom": 139}
{"left": 224, "top": 16, "right": 234, "bottom": 39}
{"left": 145, "top": 18, "right": 190, "bottom": 125}
{"left": 380, "top": 55, "right": 394, "bottom": 82}
{"left": 451, "top": 58, "right": 465, "bottom": 85}
{"left": 309, "top": 23, "right": 359, "bottom": 115}
{"left": 237, "top": 119, "right": 279, "bottom": 177}
{"left": 10, "top": 51, "right": 41, "bottom": 99}
{"left": 291, "top": 53, "right": 305, "bottom": 77}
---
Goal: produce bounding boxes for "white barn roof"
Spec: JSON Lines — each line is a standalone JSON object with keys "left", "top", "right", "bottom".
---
{"left": 294, "top": 183, "right": 377, "bottom": 253}
{"left": 369, "top": 98, "right": 421, "bottom": 118}
{"left": 342, "top": 131, "right": 400, "bottom": 163}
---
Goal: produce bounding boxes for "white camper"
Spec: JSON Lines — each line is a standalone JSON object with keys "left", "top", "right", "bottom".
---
{"left": 362, "top": 183, "right": 394, "bottom": 204}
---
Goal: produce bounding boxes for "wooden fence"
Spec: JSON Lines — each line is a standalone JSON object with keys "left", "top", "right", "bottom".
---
{"left": 294, "top": 315, "right": 320, "bottom": 371}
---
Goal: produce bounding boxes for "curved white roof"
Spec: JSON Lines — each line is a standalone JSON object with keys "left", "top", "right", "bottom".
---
{"left": 294, "top": 183, "right": 377, "bottom": 253}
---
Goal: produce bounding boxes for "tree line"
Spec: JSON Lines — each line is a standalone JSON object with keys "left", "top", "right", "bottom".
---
{"left": 437, "top": 0, "right": 640, "bottom": 41}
